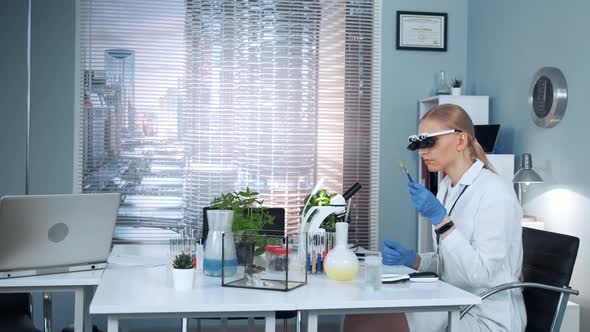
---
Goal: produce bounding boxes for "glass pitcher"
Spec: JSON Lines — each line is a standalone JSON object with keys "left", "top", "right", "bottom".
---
{"left": 203, "top": 210, "right": 238, "bottom": 277}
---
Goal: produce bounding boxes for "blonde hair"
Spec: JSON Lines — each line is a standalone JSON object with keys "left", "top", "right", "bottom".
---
{"left": 421, "top": 104, "right": 496, "bottom": 173}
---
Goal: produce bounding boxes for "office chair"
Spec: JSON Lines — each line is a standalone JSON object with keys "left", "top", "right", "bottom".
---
{"left": 457, "top": 227, "right": 579, "bottom": 332}
{"left": 192, "top": 207, "right": 298, "bottom": 332}
{"left": 0, "top": 293, "right": 40, "bottom": 332}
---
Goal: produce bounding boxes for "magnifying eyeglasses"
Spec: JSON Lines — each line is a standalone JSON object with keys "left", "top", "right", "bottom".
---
{"left": 407, "top": 129, "right": 462, "bottom": 151}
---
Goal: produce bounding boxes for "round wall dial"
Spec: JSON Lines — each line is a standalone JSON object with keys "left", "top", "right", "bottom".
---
{"left": 529, "top": 67, "right": 567, "bottom": 128}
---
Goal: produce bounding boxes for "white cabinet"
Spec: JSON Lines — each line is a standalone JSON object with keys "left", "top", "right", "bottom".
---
{"left": 487, "top": 154, "right": 515, "bottom": 184}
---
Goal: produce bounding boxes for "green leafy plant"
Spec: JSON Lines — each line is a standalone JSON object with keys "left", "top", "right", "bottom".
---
{"left": 302, "top": 189, "right": 338, "bottom": 232}
{"left": 211, "top": 187, "right": 275, "bottom": 256}
{"left": 211, "top": 187, "right": 274, "bottom": 232}
{"left": 450, "top": 78, "right": 462, "bottom": 88}
{"left": 172, "top": 252, "right": 194, "bottom": 269}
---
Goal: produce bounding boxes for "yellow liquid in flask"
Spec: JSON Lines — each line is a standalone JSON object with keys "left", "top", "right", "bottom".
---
{"left": 324, "top": 264, "right": 359, "bottom": 281}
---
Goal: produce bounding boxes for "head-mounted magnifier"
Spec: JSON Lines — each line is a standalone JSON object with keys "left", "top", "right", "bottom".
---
{"left": 407, "top": 129, "right": 462, "bottom": 151}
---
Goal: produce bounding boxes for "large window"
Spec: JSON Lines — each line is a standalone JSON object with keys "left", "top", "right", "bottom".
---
{"left": 78, "top": 0, "right": 381, "bottom": 249}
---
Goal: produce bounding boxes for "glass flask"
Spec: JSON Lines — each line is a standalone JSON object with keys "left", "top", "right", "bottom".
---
{"left": 434, "top": 70, "right": 451, "bottom": 95}
{"left": 323, "top": 222, "right": 359, "bottom": 281}
{"left": 203, "top": 210, "right": 237, "bottom": 277}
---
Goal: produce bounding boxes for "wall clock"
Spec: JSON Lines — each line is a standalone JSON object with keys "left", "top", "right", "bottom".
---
{"left": 529, "top": 67, "right": 567, "bottom": 128}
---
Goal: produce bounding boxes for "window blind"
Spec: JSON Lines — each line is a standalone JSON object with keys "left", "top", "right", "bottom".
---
{"left": 78, "top": 0, "right": 381, "bottom": 249}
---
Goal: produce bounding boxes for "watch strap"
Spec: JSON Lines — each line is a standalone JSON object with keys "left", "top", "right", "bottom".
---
{"left": 435, "top": 220, "right": 454, "bottom": 236}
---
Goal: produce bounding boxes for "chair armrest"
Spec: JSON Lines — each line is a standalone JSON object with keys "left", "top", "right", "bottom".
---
{"left": 460, "top": 282, "right": 579, "bottom": 319}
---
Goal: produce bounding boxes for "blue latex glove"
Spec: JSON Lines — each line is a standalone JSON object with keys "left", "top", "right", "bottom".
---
{"left": 382, "top": 240, "right": 416, "bottom": 267}
{"left": 408, "top": 181, "right": 447, "bottom": 225}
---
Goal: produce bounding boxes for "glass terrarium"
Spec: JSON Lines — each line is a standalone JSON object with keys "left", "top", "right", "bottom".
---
{"left": 221, "top": 231, "right": 307, "bottom": 291}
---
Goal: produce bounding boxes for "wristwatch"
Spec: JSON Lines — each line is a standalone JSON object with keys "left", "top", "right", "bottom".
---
{"left": 435, "top": 220, "right": 454, "bottom": 236}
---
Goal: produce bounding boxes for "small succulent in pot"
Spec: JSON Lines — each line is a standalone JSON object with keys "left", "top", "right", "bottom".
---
{"left": 450, "top": 78, "right": 462, "bottom": 88}
{"left": 172, "top": 252, "right": 195, "bottom": 290}
{"left": 172, "top": 252, "right": 194, "bottom": 269}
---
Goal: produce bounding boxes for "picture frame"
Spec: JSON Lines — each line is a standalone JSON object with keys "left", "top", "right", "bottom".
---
{"left": 396, "top": 11, "right": 448, "bottom": 51}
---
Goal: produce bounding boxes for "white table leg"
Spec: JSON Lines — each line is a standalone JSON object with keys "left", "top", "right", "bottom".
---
{"left": 74, "top": 288, "right": 84, "bottom": 332}
{"left": 296, "top": 311, "right": 302, "bottom": 332}
{"left": 447, "top": 311, "right": 460, "bottom": 332}
{"left": 307, "top": 312, "right": 318, "bottom": 332}
{"left": 107, "top": 316, "right": 119, "bottom": 332}
{"left": 182, "top": 317, "right": 189, "bottom": 332}
{"left": 265, "top": 312, "right": 276, "bottom": 332}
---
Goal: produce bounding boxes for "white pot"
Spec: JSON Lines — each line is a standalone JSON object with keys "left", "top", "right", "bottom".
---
{"left": 451, "top": 87, "right": 462, "bottom": 96}
{"left": 172, "top": 268, "right": 194, "bottom": 290}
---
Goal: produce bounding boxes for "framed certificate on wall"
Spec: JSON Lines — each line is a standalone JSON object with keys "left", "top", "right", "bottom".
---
{"left": 396, "top": 11, "right": 448, "bottom": 51}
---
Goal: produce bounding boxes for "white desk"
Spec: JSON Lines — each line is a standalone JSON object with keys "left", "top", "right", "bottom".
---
{"left": 92, "top": 245, "right": 291, "bottom": 332}
{"left": 0, "top": 269, "right": 103, "bottom": 332}
{"left": 289, "top": 266, "right": 481, "bottom": 332}
{"left": 94, "top": 245, "right": 480, "bottom": 332}
{"left": 291, "top": 265, "right": 481, "bottom": 332}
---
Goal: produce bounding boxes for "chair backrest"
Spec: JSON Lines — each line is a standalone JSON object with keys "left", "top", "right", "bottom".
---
{"left": 201, "top": 207, "right": 285, "bottom": 244}
{"left": 521, "top": 227, "right": 579, "bottom": 332}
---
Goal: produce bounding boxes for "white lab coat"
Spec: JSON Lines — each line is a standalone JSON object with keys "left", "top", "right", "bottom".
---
{"left": 406, "top": 160, "right": 527, "bottom": 332}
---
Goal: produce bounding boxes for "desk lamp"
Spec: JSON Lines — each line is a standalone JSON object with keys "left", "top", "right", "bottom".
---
{"left": 512, "top": 153, "right": 544, "bottom": 220}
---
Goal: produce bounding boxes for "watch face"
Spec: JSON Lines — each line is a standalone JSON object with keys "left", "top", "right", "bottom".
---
{"left": 528, "top": 67, "right": 567, "bottom": 128}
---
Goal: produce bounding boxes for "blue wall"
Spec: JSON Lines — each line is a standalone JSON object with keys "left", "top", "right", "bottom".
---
{"left": 379, "top": 0, "right": 468, "bottom": 249}
{"left": 468, "top": 0, "right": 590, "bottom": 329}
{"left": 0, "top": 0, "right": 28, "bottom": 196}
{"left": 29, "top": 0, "right": 76, "bottom": 195}
{"left": 0, "top": 0, "right": 75, "bottom": 197}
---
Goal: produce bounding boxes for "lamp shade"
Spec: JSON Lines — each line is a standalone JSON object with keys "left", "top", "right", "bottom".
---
{"left": 513, "top": 153, "right": 544, "bottom": 184}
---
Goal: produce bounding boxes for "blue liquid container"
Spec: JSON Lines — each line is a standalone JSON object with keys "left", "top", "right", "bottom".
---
{"left": 203, "top": 210, "right": 237, "bottom": 277}
{"left": 203, "top": 258, "right": 238, "bottom": 277}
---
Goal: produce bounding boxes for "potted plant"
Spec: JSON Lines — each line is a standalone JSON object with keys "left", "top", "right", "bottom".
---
{"left": 451, "top": 78, "right": 462, "bottom": 96}
{"left": 172, "top": 252, "right": 195, "bottom": 290}
{"left": 210, "top": 187, "right": 275, "bottom": 265}
{"left": 302, "top": 189, "right": 340, "bottom": 232}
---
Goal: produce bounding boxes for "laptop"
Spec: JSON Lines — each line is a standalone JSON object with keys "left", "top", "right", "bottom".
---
{"left": 0, "top": 193, "right": 121, "bottom": 278}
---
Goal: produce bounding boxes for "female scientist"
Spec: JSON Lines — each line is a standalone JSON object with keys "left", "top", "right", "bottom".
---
{"left": 345, "top": 104, "right": 526, "bottom": 331}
